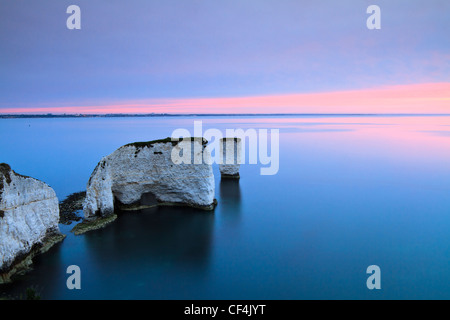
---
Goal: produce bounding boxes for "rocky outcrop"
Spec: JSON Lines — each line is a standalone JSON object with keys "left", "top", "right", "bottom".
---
{"left": 219, "top": 138, "right": 242, "bottom": 179}
{"left": 82, "top": 138, "right": 216, "bottom": 227}
{"left": 59, "top": 191, "right": 85, "bottom": 225}
{"left": 0, "top": 163, "right": 64, "bottom": 284}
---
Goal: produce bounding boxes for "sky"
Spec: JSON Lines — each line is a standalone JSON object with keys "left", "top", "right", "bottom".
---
{"left": 0, "top": 0, "right": 449, "bottom": 114}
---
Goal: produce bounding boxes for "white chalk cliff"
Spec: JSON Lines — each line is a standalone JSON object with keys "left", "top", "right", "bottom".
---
{"left": 0, "top": 163, "right": 64, "bottom": 283}
{"left": 83, "top": 138, "right": 216, "bottom": 220}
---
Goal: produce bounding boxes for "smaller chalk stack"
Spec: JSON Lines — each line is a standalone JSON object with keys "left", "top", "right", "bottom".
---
{"left": 219, "top": 138, "right": 242, "bottom": 179}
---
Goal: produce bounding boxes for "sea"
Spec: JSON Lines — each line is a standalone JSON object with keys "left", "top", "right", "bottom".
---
{"left": 0, "top": 115, "right": 449, "bottom": 299}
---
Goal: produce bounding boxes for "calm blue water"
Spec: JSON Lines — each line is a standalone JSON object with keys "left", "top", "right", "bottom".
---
{"left": 0, "top": 115, "right": 449, "bottom": 299}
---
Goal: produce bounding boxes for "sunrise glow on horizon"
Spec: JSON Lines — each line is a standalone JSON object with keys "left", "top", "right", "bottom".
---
{"left": 2, "top": 82, "right": 449, "bottom": 115}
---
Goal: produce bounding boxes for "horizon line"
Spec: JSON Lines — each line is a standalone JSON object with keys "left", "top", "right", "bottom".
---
{"left": 2, "top": 112, "right": 450, "bottom": 118}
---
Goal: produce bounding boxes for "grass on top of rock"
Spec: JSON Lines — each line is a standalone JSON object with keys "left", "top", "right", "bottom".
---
{"left": 220, "top": 137, "right": 241, "bottom": 142}
{"left": 0, "top": 163, "right": 12, "bottom": 204}
{"left": 0, "top": 163, "right": 12, "bottom": 184}
{"left": 124, "top": 137, "right": 208, "bottom": 149}
{"left": 0, "top": 163, "right": 32, "bottom": 182}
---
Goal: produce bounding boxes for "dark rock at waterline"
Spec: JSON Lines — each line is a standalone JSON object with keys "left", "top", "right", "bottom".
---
{"left": 59, "top": 191, "right": 86, "bottom": 225}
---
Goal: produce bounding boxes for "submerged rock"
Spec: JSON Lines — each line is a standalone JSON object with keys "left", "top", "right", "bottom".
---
{"left": 0, "top": 163, "right": 65, "bottom": 284}
{"left": 219, "top": 138, "right": 242, "bottom": 179}
{"left": 81, "top": 137, "right": 216, "bottom": 232}
{"left": 71, "top": 214, "right": 117, "bottom": 236}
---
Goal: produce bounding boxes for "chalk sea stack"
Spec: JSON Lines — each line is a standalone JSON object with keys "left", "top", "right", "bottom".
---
{"left": 219, "top": 138, "right": 242, "bottom": 179}
{"left": 0, "top": 163, "right": 64, "bottom": 284}
{"left": 78, "top": 138, "right": 216, "bottom": 234}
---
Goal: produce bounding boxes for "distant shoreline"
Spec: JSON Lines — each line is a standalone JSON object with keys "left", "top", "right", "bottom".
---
{"left": 1, "top": 113, "right": 450, "bottom": 119}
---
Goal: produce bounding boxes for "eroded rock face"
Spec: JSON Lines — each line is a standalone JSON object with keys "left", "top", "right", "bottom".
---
{"left": 0, "top": 163, "right": 64, "bottom": 284}
{"left": 83, "top": 138, "right": 216, "bottom": 219}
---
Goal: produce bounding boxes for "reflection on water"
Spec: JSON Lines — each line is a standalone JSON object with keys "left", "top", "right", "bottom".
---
{"left": 83, "top": 206, "right": 215, "bottom": 272}
{"left": 0, "top": 239, "right": 67, "bottom": 300}
{"left": 0, "top": 206, "right": 215, "bottom": 300}
{"left": 219, "top": 178, "right": 242, "bottom": 226}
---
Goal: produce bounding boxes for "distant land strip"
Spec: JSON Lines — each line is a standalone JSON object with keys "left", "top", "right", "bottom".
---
{"left": 1, "top": 113, "right": 450, "bottom": 119}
